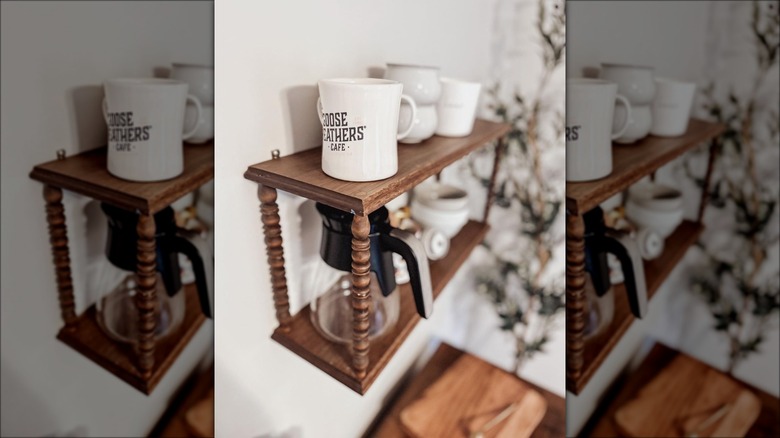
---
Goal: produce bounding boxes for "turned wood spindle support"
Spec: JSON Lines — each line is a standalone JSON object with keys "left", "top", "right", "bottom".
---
{"left": 135, "top": 212, "right": 158, "bottom": 377}
{"left": 483, "top": 136, "right": 506, "bottom": 222}
{"left": 259, "top": 185, "right": 292, "bottom": 330}
{"left": 697, "top": 137, "right": 721, "bottom": 223}
{"left": 566, "top": 211, "right": 587, "bottom": 386}
{"left": 43, "top": 185, "right": 78, "bottom": 328}
{"left": 351, "top": 214, "right": 371, "bottom": 379}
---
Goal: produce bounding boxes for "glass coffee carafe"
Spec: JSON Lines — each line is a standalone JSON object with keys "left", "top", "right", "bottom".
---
{"left": 96, "top": 203, "right": 212, "bottom": 344}
{"left": 583, "top": 206, "right": 647, "bottom": 339}
{"left": 97, "top": 272, "right": 185, "bottom": 343}
{"left": 309, "top": 203, "right": 432, "bottom": 344}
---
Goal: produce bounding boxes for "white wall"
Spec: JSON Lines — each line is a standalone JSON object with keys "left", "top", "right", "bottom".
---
{"left": 214, "top": 1, "right": 500, "bottom": 437}
{"left": 1, "top": 2, "right": 213, "bottom": 437}
{"left": 566, "top": 0, "right": 711, "bottom": 81}
{"left": 565, "top": 1, "right": 713, "bottom": 435}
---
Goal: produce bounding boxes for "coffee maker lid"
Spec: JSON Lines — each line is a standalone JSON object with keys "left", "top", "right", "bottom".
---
{"left": 315, "top": 202, "right": 388, "bottom": 234}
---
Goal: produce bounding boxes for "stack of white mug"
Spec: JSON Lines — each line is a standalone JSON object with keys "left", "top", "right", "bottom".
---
{"left": 171, "top": 63, "right": 214, "bottom": 144}
{"left": 384, "top": 63, "right": 483, "bottom": 144}
{"left": 600, "top": 63, "right": 656, "bottom": 144}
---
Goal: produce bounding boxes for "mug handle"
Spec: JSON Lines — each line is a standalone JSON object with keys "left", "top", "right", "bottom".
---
{"left": 182, "top": 94, "right": 203, "bottom": 140}
{"left": 611, "top": 94, "right": 632, "bottom": 140}
{"left": 397, "top": 94, "right": 417, "bottom": 140}
{"left": 316, "top": 97, "right": 323, "bottom": 123}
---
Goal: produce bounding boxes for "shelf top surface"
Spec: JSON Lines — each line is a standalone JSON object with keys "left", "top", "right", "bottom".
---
{"left": 566, "top": 118, "right": 725, "bottom": 214}
{"left": 30, "top": 142, "right": 214, "bottom": 214}
{"left": 244, "top": 119, "right": 511, "bottom": 215}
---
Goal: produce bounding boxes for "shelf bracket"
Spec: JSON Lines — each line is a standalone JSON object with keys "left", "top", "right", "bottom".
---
{"left": 135, "top": 212, "right": 158, "bottom": 377}
{"left": 483, "top": 136, "right": 506, "bottom": 222}
{"left": 43, "top": 185, "right": 78, "bottom": 328}
{"left": 351, "top": 214, "right": 371, "bottom": 379}
{"left": 259, "top": 185, "right": 292, "bottom": 331}
{"left": 697, "top": 137, "right": 721, "bottom": 223}
{"left": 566, "top": 210, "right": 586, "bottom": 388}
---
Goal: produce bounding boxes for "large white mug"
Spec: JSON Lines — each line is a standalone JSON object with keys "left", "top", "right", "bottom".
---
{"left": 651, "top": 77, "right": 696, "bottom": 137}
{"left": 317, "top": 78, "right": 416, "bottom": 181}
{"left": 435, "top": 77, "right": 482, "bottom": 137}
{"left": 567, "top": 78, "right": 632, "bottom": 182}
{"left": 103, "top": 78, "right": 202, "bottom": 182}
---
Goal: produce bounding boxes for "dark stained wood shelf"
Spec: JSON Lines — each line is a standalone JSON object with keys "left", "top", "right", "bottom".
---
{"left": 244, "top": 119, "right": 511, "bottom": 216}
{"left": 580, "top": 342, "right": 780, "bottom": 438}
{"left": 57, "top": 284, "right": 207, "bottom": 395}
{"left": 568, "top": 220, "right": 704, "bottom": 394}
{"left": 365, "top": 342, "right": 566, "bottom": 438}
{"left": 566, "top": 119, "right": 726, "bottom": 215}
{"left": 29, "top": 142, "right": 214, "bottom": 215}
{"left": 271, "top": 220, "right": 490, "bottom": 394}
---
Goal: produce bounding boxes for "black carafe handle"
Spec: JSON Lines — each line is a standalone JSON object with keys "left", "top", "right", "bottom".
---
{"left": 380, "top": 229, "right": 433, "bottom": 318}
{"left": 600, "top": 235, "right": 645, "bottom": 319}
{"left": 170, "top": 236, "right": 213, "bottom": 319}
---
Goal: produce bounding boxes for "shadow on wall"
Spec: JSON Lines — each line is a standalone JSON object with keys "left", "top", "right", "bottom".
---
{"left": 367, "top": 66, "right": 385, "bottom": 78}
{"left": 216, "top": 361, "right": 276, "bottom": 437}
{"left": 68, "top": 85, "right": 107, "bottom": 153}
{"left": 281, "top": 85, "right": 321, "bottom": 155}
{"left": 0, "top": 357, "right": 87, "bottom": 437}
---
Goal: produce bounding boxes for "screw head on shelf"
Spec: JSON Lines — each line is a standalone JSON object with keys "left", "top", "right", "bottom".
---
{"left": 57, "top": 149, "right": 66, "bottom": 160}
{"left": 271, "top": 149, "right": 280, "bottom": 159}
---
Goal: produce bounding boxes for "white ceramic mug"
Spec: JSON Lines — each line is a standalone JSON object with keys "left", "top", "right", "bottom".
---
{"left": 170, "top": 63, "right": 214, "bottom": 105}
{"left": 651, "top": 77, "right": 696, "bottom": 137}
{"left": 613, "top": 104, "right": 652, "bottom": 144}
{"left": 566, "top": 78, "right": 632, "bottom": 182}
{"left": 384, "top": 63, "right": 441, "bottom": 105}
{"left": 317, "top": 78, "right": 416, "bottom": 181}
{"left": 435, "top": 78, "right": 482, "bottom": 137}
{"left": 600, "top": 63, "right": 656, "bottom": 105}
{"left": 103, "top": 78, "right": 202, "bottom": 182}
{"left": 184, "top": 103, "right": 214, "bottom": 144}
{"left": 399, "top": 104, "right": 437, "bottom": 144}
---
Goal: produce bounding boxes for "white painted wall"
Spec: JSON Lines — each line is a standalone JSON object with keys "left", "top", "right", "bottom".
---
{"left": 1, "top": 2, "right": 213, "bottom": 437}
{"left": 211, "top": 1, "right": 541, "bottom": 437}
{"left": 566, "top": 0, "right": 711, "bottom": 81}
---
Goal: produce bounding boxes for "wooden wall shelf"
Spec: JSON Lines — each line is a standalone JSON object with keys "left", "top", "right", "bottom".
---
{"left": 580, "top": 342, "right": 780, "bottom": 437}
{"left": 245, "top": 119, "right": 511, "bottom": 216}
{"left": 272, "top": 221, "right": 489, "bottom": 394}
{"left": 30, "top": 142, "right": 214, "bottom": 215}
{"left": 566, "top": 119, "right": 725, "bottom": 215}
{"left": 566, "top": 119, "right": 725, "bottom": 395}
{"left": 246, "top": 119, "right": 510, "bottom": 394}
{"left": 58, "top": 284, "right": 206, "bottom": 394}
{"left": 29, "top": 142, "right": 214, "bottom": 394}
{"left": 569, "top": 220, "right": 703, "bottom": 394}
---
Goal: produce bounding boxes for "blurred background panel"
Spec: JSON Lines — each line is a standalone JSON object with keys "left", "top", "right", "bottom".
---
{"left": 566, "top": 1, "right": 779, "bottom": 436}
{"left": 1, "top": 2, "right": 213, "bottom": 437}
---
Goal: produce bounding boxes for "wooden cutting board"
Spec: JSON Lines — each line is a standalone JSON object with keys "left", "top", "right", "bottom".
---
{"left": 399, "top": 353, "right": 547, "bottom": 438}
{"left": 614, "top": 354, "right": 761, "bottom": 437}
{"left": 184, "top": 389, "right": 214, "bottom": 437}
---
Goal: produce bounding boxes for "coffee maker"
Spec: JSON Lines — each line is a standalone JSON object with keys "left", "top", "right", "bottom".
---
{"left": 583, "top": 206, "right": 647, "bottom": 338}
{"left": 97, "top": 203, "right": 212, "bottom": 344}
{"left": 309, "top": 203, "right": 432, "bottom": 344}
